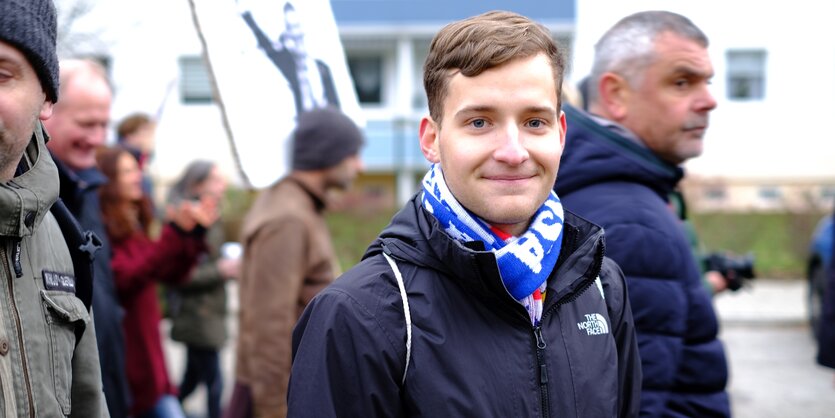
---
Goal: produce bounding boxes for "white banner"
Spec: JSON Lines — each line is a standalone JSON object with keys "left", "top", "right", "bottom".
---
{"left": 188, "top": 0, "right": 363, "bottom": 188}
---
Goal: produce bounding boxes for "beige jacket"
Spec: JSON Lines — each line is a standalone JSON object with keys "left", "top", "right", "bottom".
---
{"left": 0, "top": 127, "right": 108, "bottom": 417}
{"left": 235, "top": 176, "right": 339, "bottom": 418}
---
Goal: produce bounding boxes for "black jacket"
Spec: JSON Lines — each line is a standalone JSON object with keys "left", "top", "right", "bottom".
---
{"left": 55, "top": 158, "right": 132, "bottom": 418}
{"left": 289, "top": 194, "right": 641, "bottom": 417}
{"left": 555, "top": 106, "right": 730, "bottom": 417}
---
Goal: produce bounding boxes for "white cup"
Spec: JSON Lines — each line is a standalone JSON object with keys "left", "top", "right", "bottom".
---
{"left": 221, "top": 242, "right": 243, "bottom": 260}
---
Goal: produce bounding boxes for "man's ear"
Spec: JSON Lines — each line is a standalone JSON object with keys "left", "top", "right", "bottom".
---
{"left": 419, "top": 116, "right": 440, "bottom": 163}
{"left": 39, "top": 99, "right": 53, "bottom": 121}
{"left": 596, "top": 72, "right": 630, "bottom": 121}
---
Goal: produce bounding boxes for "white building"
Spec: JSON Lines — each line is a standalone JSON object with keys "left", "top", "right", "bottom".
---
{"left": 60, "top": 0, "right": 834, "bottom": 211}
{"left": 572, "top": 0, "right": 835, "bottom": 212}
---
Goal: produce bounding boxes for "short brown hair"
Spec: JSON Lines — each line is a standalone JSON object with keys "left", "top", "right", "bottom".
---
{"left": 116, "top": 112, "right": 153, "bottom": 141}
{"left": 423, "top": 11, "right": 565, "bottom": 124}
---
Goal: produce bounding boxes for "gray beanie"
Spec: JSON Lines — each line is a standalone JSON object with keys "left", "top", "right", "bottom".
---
{"left": 292, "top": 107, "right": 364, "bottom": 170}
{"left": 0, "top": 0, "right": 59, "bottom": 103}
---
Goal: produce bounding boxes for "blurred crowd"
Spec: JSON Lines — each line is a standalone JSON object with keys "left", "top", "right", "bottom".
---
{"left": 4, "top": 1, "right": 835, "bottom": 418}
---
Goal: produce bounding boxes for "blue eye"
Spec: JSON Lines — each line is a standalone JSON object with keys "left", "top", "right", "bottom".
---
{"left": 528, "top": 119, "right": 542, "bottom": 128}
{"left": 471, "top": 119, "right": 486, "bottom": 128}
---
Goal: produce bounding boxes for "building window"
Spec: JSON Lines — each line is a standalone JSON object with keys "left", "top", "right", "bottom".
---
{"left": 347, "top": 55, "right": 383, "bottom": 105}
{"left": 704, "top": 186, "right": 727, "bottom": 201}
{"left": 758, "top": 186, "right": 781, "bottom": 201}
{"left": 726, "top": 50, "right": 766, "bottom": 100}
{"left": 179, "top": 56, "right": 213, "bottom": 104}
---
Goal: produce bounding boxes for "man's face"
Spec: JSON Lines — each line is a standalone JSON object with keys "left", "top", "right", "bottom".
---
{"left": 0, "top": 40, "right": 53, "bottom": 180}
{"left": 619, "top": 32, "right": 717, "bottom": 164}
{"left": 123, "top": 123, "right": 156, "bottom": 155}
{"left": 419, "top": 53, "right": 566, "bottom": 236}
{"left": 43, "top": 68, "right": 111, "bottom": 171}
{"left": 324, "top": 154, "right": 363, "bottom": 191}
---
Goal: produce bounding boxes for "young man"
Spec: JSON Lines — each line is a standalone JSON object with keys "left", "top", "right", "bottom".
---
{"left": 554, "top": 11, "right": 729, "bottom": 417}
{"left": 0, "top": 0, "right": 108, "bottom": 416}
{"left": 288, "top": 11, "right": 641, "bottom": 417}
{"left": 230, "top": 107, "right": 364, "bottom": 418}
{"left": 43, "top": 58, "right": 132, "bottom": 418}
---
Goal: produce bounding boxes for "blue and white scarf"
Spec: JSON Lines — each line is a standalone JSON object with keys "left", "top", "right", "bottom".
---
{"left": 421, "top": 164, "right": 565, "bottom": 326}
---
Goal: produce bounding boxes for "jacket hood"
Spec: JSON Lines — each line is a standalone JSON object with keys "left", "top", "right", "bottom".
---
{"left": 556, "top": 105, "right": 684, "bottom": 199}
{"left": 0, "top": 123, "right": 59, "bottom": 238}
{"left": 364, "top": 193, "right": 607, "bottom": 306}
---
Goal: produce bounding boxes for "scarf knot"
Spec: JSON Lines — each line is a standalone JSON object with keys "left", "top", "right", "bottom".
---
{"left": 421, "top": 164, "right": 564, "bottom": 325}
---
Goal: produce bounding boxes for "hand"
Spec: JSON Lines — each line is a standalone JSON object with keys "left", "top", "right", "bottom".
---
{"left": 217, "top": 257, "right": 241, "bottom": 280}
{"left": 165, "top": 196, "right": 219, "bottom": 232}
{"left": 188, "top": 195, "right": 220, "bottom": 228}
{"left": 705, "top": 271, "right": 728, "bottom": 294}
{"left": 166, "top": 201, "right": 198, "bottom": 232}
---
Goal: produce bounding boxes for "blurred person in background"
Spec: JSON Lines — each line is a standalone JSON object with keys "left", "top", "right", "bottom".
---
{"left": 817, "top": 208, "right": 835, "bottom": 381}
{"left": 0, "top": 0, "right": 108, "bottom": 415}
{"left": 43, "top": 57, "right": 132, "bottom": 417}
{"left": 167, "top": 160, "right": 240, "bottom": 418}
{"left": 117, "top": 112, "right": 157, "bottom": 201}
{"left": 553, "top": 11, "right": 729, "bottom": 417}
{"left": 227, "top": 107, "right": 363, "bottom": 418}
{"left": 97, "top": 146, "right": 218, "bottom": 418}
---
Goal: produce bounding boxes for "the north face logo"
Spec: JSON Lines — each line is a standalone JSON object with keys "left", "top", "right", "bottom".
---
{"left": 577, "top": 313, "right": 609, "bottom": 335}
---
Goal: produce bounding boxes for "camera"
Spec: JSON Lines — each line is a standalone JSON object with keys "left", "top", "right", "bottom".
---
{"left": 702, "top": 252, "right": 756, "bottom": 292}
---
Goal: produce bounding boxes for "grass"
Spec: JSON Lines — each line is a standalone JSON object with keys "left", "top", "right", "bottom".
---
{"left": 221, "top": 186, "right": 823, "bottom": 279}
{"left": 690, "top": 211, "right": 826, "bottom": 279}
{"left": 326, "top": 208, "right": 398, "bottom": 272}
{"left": 324, "top": 209, "right": 823, "bottom": 279}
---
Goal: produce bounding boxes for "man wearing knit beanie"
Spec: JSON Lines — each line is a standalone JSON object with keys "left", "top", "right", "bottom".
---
{"left": 229, "top": 107, "right": 363, "bottom": 418}
{"left": 0, "top": 0, "right": 109, "bottom": 417}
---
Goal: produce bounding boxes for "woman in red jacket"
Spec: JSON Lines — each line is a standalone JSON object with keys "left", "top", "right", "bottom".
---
{"left": 97, "top": 147, "right": 217, "bottom": 418}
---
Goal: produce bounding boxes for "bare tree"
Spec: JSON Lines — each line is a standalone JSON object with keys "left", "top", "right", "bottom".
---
{"left": 54, "top": 0, "right": 107, "bottom": 59}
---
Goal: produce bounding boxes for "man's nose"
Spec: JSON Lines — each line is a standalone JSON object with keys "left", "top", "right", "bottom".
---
{"left": 493, "top": 124, "right": 528, "bottom": 165}
{"left": 87, "top": 124, "right": 108, "bottom": 145}
{"left": 696, "top": 85, "right": 718, "bottom": 113}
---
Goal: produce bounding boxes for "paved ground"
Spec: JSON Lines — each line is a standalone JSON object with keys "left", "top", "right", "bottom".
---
{"left": 164, "top": 278, "right": 835, "bottom": 417}
{"left": 715, "top": 279, "right": 835, "bottom": 418}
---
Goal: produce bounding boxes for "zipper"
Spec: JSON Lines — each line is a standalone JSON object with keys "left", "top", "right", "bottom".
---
{"left": 531, "top": 265, "right": 601, "bottom": 418}
{"left": 1, "top": 244, "right": 35, "bottom": 417}
{"left": 533, "top": 326, "right": 549, "bottom": 417}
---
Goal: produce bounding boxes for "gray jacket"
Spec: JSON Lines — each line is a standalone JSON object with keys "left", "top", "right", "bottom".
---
{"left": 0, "top": 126, "right": 108, "bottom": 417}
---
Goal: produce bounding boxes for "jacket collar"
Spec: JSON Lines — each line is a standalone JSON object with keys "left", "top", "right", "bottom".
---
{"left": 367, "top": 194, "right": 606, "bottom": 312}
{"left": 286, "top": 175, "right": 326, "bottom": 212}
{"left": 0, "top": 123, "right": 60, "bottom": 238}
{"left": 557, "top": 105, "right": 684, "bottom": 198}
{"left": 53, "top": 155, "right": 107, "bottom": 214}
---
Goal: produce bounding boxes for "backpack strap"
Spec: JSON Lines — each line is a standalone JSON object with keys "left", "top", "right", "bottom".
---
{"left": 382, "top": 250, "right": 412, "bottom": 385}
{"left": 49, "top": 199, "right": 100, "bottom": 344}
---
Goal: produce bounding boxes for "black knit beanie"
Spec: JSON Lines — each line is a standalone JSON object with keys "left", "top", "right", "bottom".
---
{"left": 292, "top": 107, "right": 364, "bottom": 170}
{"left": 0, "top": 0, "right": 59, "bottom": 103}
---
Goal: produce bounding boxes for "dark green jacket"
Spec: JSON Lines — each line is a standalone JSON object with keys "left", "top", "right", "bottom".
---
{"left": 0, "top": 126, "right": 108, "bottom": 417}
{"left": 169, "top": 222, "right": 229, "bottom": 349}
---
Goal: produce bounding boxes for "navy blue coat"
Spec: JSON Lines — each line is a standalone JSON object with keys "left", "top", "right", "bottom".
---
{"left": 56, "top": 159, "right": 132, "bottom": 418}
{"left": 817, "top": 210, "right": 835, "bottom": 369}
{"left": 288, "top": 194, "right": 642, "bottom": 417}
{"left": 554, "top": 106, "right": 730, "bottom": 417}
